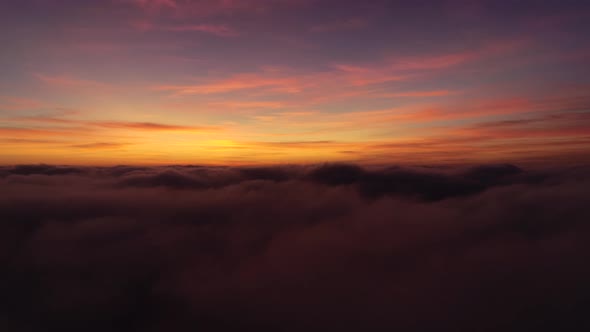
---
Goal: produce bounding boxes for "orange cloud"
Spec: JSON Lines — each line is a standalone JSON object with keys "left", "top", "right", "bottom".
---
{"left": 70, "top": 142, "right": 131, "bottom": 149}
{"left": 0, "top": 97, "right": 44, "bottom": 111}
{"left": 94, "top": 121, "right": 221, "bottom": 132}
{"left": 459, "top": 123, "right": 590, "bottom": 140}
{"left": 0, "top": 138, "right": 63, "bottom": 145}
{"left": 154, "top": 65, "right": 413, "bottom": 99}
{"left": 155, "top": 74, "right": 302, "bottom": 95}
{"left": 230, "top": 95, "right": 564, "bottom": 146}
{"left": 208, "top": 101, "right": 286, "bottom": 110}
{"left": 0, "top": 126, "right": 92, "bottom": 138}
{"left": 153, "top": 39, "right": 525, "bottom": 100}
{"left": 379, "top": 90, "right": 457, "bottom": 98}
{"left": 13, "top": 116, "right": 80, "bottom": 125}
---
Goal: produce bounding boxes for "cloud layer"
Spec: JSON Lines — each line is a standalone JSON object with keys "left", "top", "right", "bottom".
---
{"left": 1, "top": 163, "right": 590, "bottom": 331}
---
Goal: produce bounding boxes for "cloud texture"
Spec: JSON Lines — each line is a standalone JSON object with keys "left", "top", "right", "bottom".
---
{"left": 1, "top": 163, "right": 590, "bottom": 331}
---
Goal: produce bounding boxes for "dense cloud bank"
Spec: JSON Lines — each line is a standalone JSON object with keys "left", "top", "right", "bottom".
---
{"left": 1, "top": 163, "right": 590, "bottom": 331}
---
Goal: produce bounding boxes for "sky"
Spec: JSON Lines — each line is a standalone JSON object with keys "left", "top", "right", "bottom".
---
{"left": 2, "top": 2, "right": 590, "bottom": 330}
{"left": 1, "top": 0, "right": 589, "bottom": 165}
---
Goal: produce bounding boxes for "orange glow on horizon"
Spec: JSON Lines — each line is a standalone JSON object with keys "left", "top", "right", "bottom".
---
{"left": 1, "top": 1, "right": 589, "bottom": 166}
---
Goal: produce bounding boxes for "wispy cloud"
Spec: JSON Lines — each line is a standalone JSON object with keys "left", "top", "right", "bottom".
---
{"left": 0, "top": 97, "right": 44, "bottom": 111}
{"left": 154, "top": 73, "right": 302, "bottom": 95}
{"left": 35, "top": 74, "right": 113, "bottom": 91}
{"left": 310, "top": 18, "right": 367, "bottom": 32}
{"left": 0, "top": 138, "right": 63, "bottom": 145}
{"left": 0, "top": 126, "right": 90, "bottom": 138}
{"left": 162, "top": 24, "right": 239, "bottom": 36}
{"left": 127, "top": 0, "right": 310, "bottom": 17}
{"left": 7, "top": 116, "right": 222, "bottom": 133}
{"left": 207, "top": 101, "right": 286, "bottom": 109}
{"left": 379, "top": 90, "right": 457, "bottom": 98}
{"left": 458, "top": 111, "right": 590, "bottom": 140}
{"left": 94, "top": 121, "right": 221, "bottom": 132}
{"left": 153, "top": 67, "right": 410, "bottom": 98}
{"left": 388, "top": 52, "right": 476, "bottom": 71}
{"left": 152, "top": 38, "right": 526, "bottom": 100}
{"left": 132, "top": 21, "right": 239, "bottom": 37}
{"left": 129, "top": 0, "right": 177, "bottom": 11}
{"left": 70, "top": 142, "right": 131, "bottom": 149}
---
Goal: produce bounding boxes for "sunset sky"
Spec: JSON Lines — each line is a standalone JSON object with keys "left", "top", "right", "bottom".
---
{"left": 1, "top": 0, "right": 589, "bottom": 165}
{"left": 3, "top": 2, "right": 590, "bottom": 331}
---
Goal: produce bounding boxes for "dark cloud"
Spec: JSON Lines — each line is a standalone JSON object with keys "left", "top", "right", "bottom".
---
{"left": 357, "top": 167, "right": 482, "bottom": 200}
{"left": 306, "top": 163, "right": 529, "bottom": 201}
{"left": 117, "top": 169, "right": 207, "bottom": 189}
{"left": 99, "top": 165, "right": 151, "bottom": 177}
{"left": 1, "top": 163, "right": 589, "bottom": 331}
{"left": 2, "top": 164, "right": 85, "bottom": 176}
{"left": 237, "top": 166, "right": 295, "bottom": 182}
{"left": 462, "top": 163, "right": 523, "bottom": 183}
{"left": 307, "top": 163, "right": 364, "bottom": 185}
